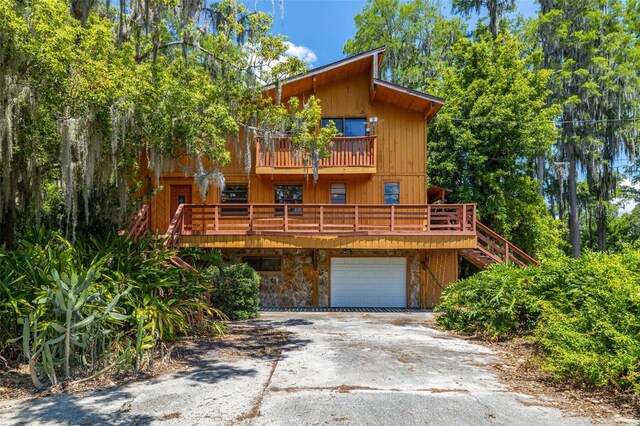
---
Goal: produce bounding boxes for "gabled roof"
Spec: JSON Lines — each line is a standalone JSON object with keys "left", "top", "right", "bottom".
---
{"left": 264, "top": 47, "right": 444, "bottom": 121}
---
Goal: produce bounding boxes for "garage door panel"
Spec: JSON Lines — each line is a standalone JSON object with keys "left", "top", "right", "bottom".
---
{"left": 331, "top": 257, "right": 407, "bottom": 308}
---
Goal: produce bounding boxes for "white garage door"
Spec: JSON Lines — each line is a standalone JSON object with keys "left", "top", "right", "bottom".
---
{"left": 331, "top": 257, "right": 407, "bottom": 308}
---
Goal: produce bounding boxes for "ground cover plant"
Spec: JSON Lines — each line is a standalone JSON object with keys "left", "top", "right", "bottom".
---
{"left": 0, "top": 228, "right": 225, "bottom": 389}
{"left": 437, "top": 250, "right": 640, "bottom": 395}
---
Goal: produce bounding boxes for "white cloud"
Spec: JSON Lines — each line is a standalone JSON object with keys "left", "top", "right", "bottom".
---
{"left": 283, "top": 42, "right": 317, "bottom": 66}
{"left": 616, "top": 178, "right": 639, "bottom": 215}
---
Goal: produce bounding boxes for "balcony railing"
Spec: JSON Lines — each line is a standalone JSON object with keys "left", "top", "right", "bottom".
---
{"left": 256, "top": 136, "right": 377, "bottom": 169}
{"left": 168, "top": 203, "right": 476, "bottom": 236}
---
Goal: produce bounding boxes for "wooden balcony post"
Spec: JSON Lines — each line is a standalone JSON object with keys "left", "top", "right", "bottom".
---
{"left": 319, "top": 205, "right": 324, "bottom": 232}
{"left": 462, "top": 204, "right": 467, "bottom": 231}
{"left": 505, "top": 242, "right": 510, "bottom": 263}
{"left": 355, "top": 205, "right": 359, "bottom": 232}
{"left": 214, "top": 205, "right": 219, "bottom": 232}
{"left": 390, "top": 205, "right": 395, "bottom": 231}
{"left": 372, "top": 136, "right": 377, "bottom": 167}
{"left": 284, "top": 204, "right": 289, "bottom": 232}
{"left": 249, "top": 205, "right": 254, "bottom": 232}
{"left": 427, "top": 205, "right": 432, "bottom": 232}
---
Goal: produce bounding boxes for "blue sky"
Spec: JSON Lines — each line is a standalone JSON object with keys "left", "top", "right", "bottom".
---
{"left": 245, "top": 0, "right": 540, "bottom": 66}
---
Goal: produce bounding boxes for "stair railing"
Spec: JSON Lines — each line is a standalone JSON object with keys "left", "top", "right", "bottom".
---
{"left": 121, "top": 204, "right": 149, "bottom": 242}
{"left": 163, "top": 204, "right": 185, "bottom": 250}
{"left": 475, "top": 222, "right": 539, "bottom": 266}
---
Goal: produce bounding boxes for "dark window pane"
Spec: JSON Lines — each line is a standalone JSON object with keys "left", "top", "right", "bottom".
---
{"left": 221, "top": 184, "right": 248, "bottom": 203}
{"left": 275, "top": 185, "right": 303, "bottom": 216}
{"left": 384, "top": 182, "right": 400, "bottom": 205}
{"left": 275, "top": 185, "right": 303, "bottom": 204}
{"left": 344, "top": 118, "right": 367, "bottom": 137}
{"left": 243, "top": 256, "right": 281, "bottom": 272}
{"left": 331, "top": 183, "right": 346, "bottom": 204}
{"left": 221, "top": 184, "right": 248, "bottom": 216}
{"left": 322, "top": 118, "right": 343, "bottom": 133}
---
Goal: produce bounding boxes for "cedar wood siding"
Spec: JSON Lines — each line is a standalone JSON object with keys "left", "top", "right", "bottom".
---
{"left": 146, "top": 69, "right": 428, "bottom": 232}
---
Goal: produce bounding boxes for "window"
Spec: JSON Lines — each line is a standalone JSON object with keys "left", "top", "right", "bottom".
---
{"left": 243, "top": 256, "right": 282, "bottom": 273}
{"left": 330, "top": 183, "right": 346, "bottom": 204}
{"left": 322, "top": 117, "right": 367, "bottom": 137}
{"left": 275, "top": 184, "right": 303, "bottom": 215}
{"left": 384, "top": 182, "right": 400, "bottom": 204}
{"left": 275, "top": 185, "right": 303, "bottom": 204}
{"left": 221, "top": 184, "right": 248, "bottom": 216}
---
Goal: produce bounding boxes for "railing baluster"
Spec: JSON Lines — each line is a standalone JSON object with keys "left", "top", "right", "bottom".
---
{"left": 249, "top": 205, "right": 254, "bottom": 232}
{"left": 214, "top": 205, "right": 219, "bottom": 232}
{"left": 284, "top": 204, "right": 289, "bottom": 232}
{"left": 320, "top": 205, "right": 324, "bottom": 232}
{"left": 355, "top": 205, "right": 359, "bottom": 232}
{"left": 390, "top": 205, "right": 395, "bottom": 232}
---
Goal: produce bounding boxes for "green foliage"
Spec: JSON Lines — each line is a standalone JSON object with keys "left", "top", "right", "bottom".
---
{"left": 437, "top": 250, "right": 640, "bottom": 392}
{"left": 427, "top": 33, "right": 559, "bottom": 255}
{"left": 206, "top": 263, "right": 261, "bottom": 321}
{"left": 344, "top": 0, "right": 465, "bottom": 88}
{"left": 0, "top": 0, "right": 317, "bottom": 245}
{"left": 0, "top": 228, "right": 224, "bottom": 388}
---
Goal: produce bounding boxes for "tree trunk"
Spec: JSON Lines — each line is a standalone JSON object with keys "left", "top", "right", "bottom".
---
{"left": 567, "top": 143, "right": 580, "bottom": 258}
{"left": 489, "top": 4, "right": 499, "bottom": 37}
{"left": 0, "top": 204, "right": 16, "bottom": 249}
{"left": 537, "top": 155, "right": 545, "bottom": 196}
{"left": 596, "top": 203, "right": 607, "bottom": 252}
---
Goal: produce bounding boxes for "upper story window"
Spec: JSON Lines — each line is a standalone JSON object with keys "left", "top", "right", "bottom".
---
{"left": 384, "top": 182, "right": 400, "bottom": 205}
{"left": 330, "top": 183, "right": 346, "bottom": 204}
{"left": 275, "top": 184, "right": 303, "bottom": 216}
{"left": 275, "top": 185, "right": 303, "bottom": 204}
{"left": 221, "top": 184, "right": 248, "bottom": 204}
{"left": 221, "top": 184, "right": 248, "bottom": 216}
{"left": 322, "top": 117, "right": 367, "bottom": 137}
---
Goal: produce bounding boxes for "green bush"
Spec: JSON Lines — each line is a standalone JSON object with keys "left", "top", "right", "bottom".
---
{"left": 436, "top": 250, "right": 640, "bottom": 393}
{"left": 207, "top": 263, "right": 261, "bottom": 320}
{"left": 0, "top": 227, "right": 225, "bottom": 388}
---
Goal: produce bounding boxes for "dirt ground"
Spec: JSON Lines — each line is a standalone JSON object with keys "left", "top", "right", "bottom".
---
{"left": 0, "top": 323, "right": 288, "bottom": 402}
{"left": 424, "top": 316, "right": 639, "bottom": 421}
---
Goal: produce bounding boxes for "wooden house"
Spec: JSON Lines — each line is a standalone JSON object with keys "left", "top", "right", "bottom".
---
{"left": 127, "top": 47, "right": 536, "bottom": 309}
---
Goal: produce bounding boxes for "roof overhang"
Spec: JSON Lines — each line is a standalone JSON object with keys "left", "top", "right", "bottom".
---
{"left": 263, "top": 47, "right": 386, "bottom": 100}
{"left": 263, "top": 46, "right": 445, "bottom": 122}
{"left": 372, "top": 79, "right": 444, "bottom": 122}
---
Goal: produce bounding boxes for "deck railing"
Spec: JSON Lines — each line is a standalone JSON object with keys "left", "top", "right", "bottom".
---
{"left": 167, "top": 203, "right": 476, "bottom": 235}
{"left": 475, "top": 222, "right": 539, "bottom": 266}
{"left": 119, "top": 204, "right": 149, "bottom": 242}
{"left": 256, "top": 136, "right": 377, "bottom": 168}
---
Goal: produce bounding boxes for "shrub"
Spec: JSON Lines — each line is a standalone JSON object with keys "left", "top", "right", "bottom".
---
{"left": 207, "top": 263, "right": 260, "bottom": 320}
{"left": 0, "top": 227, "right": 225, "bottom": 387}
{"left": 436, "top": 250, "right": 640, "bottom": 393}
{"left": 436, "top": 263, "right": 541, "bottom": 339}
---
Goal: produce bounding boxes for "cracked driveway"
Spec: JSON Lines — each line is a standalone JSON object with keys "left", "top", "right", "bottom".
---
{"left": 0, "top": 312, "right": 635, "bottom": 425}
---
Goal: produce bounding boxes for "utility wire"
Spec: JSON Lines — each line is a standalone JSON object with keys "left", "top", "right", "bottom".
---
{"left": 432, "top": 117, "right": 640, "bottom": 125}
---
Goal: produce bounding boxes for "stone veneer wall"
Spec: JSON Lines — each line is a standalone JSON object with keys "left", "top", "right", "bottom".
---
{"left": 222, "top": 249, "right": 423, "bottom": 308}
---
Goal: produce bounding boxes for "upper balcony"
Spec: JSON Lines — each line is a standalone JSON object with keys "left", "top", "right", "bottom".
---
{"left": 255, "top": 136, "right": 377, "bottom": 176}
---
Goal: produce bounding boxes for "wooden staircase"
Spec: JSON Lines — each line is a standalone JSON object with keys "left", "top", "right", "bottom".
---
{"left": 119, "top": 204, "right": 149, "bottom": 242}
{"left": 119, "top": 204, "right": 195, "bottom": 273}
{"left": 461, "top": 222, "right": 539, "bottom": 269}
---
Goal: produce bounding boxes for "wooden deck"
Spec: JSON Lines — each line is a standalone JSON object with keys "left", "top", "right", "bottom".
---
{"left": 174, "top": 203, "right": 476, "bottom": 235}
{"left": 164, "top": 203, "right": 478, "bottom": 249}
{"left": 255, "top": 136, "right": 377, "bottom": 175}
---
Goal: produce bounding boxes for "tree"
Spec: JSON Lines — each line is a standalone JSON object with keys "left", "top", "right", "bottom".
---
{"left": 343, "top": 0, "right": 465, "bottom": 88}
{"left": 452, "top": 0, "right": 516, "bottom": 37}
{"left": 537, "top": 0, "right": 640, "bottom": 255}
{"left": 0, "top": 0, "right": 323, "bottom": 246}
{"left": 427, "top": 33, "right": 559, "bottom": 254}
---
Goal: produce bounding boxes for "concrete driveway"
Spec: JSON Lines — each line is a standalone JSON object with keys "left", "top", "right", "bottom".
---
{"left": 0, "top": 312, "right": 634, "bottom": 425}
